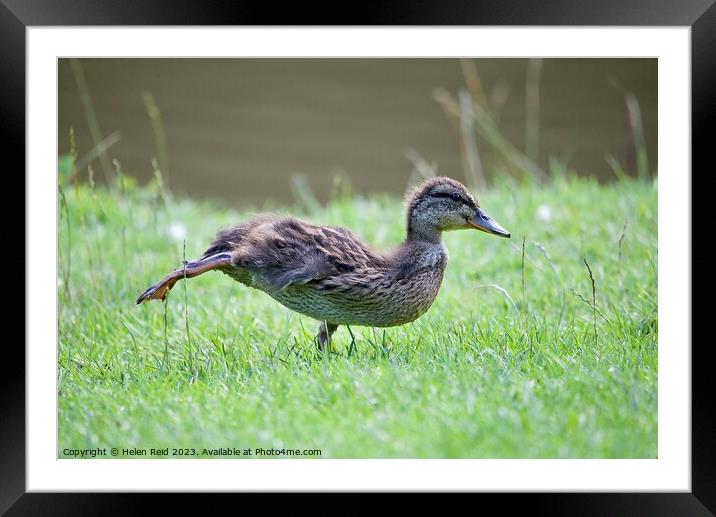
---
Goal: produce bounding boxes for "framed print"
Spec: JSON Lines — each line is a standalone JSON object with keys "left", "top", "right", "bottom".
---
{"left": 4, "top": 0, "right": 713, "bottom": 513}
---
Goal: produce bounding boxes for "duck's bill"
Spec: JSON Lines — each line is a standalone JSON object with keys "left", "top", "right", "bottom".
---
{"left": 466, "top": 208, "right": 511, "bottom": 238}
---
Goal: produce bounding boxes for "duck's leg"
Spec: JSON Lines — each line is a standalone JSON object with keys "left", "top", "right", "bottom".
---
{"left": 317, "top": 322, "right": 338, "bottom": 353}
{"left": 136, "top": 253, "right": 234, "bottom": 304}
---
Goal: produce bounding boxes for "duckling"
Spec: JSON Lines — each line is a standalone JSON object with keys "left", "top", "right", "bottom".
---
{"left": 137, "top": 177, "right": 510, "bottom": 350}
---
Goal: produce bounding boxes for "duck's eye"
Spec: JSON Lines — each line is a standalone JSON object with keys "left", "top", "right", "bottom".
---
{"left": 450, "top": 192, "right": 461, "bottom": 202}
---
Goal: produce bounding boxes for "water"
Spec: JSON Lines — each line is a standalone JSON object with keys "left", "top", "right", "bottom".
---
{"left": 58, "top": 58, "right": 657, "bottom": 206}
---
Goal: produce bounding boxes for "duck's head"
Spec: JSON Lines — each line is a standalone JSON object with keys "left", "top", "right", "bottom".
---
{"left": 406, "top": 176, "right": 510, "bottom": 242}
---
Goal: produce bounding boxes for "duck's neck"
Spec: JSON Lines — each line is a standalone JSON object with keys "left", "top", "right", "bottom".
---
{"left": 406, "top": 220, "right": 442, "bottom": 244}
{"left": 398, "top": 225, "right": 448, "bottom": 274}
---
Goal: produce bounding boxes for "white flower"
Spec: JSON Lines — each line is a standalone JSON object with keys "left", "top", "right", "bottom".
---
{"left": 168, "top": 222, "right": 187, "bottom": 241}
{"left": 536, "top": 204, "right": 553, "bottom": 223}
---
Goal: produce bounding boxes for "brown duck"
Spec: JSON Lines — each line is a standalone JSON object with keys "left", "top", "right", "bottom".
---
{"left": 137, "top": 177, "right": 510, "bottom": 350}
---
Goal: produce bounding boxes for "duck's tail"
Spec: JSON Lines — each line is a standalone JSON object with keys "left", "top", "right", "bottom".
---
{"left": 136, "top": 253, "right": 234, "bottom": 304}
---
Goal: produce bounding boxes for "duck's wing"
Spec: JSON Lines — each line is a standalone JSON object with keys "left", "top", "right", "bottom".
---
{"left": 204, "top": 216, "right": 387, "bottom": 290}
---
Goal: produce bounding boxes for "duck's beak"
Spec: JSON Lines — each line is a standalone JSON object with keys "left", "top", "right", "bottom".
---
{"left": 466, "top": 207, "right": 511, "bottom": 238}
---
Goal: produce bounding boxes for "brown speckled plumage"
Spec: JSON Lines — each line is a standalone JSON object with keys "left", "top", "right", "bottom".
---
{"left": 137, "top": 177, "right": 510, "bottom": 350}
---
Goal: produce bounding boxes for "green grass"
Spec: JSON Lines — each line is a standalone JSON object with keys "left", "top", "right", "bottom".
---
{"left": 58, "top": 173, "right": 657, "bottom": 458}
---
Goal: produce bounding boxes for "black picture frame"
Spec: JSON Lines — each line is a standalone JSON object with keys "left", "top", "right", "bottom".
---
{"left": 2, "top": 1, "right": 712, "bottom": 514}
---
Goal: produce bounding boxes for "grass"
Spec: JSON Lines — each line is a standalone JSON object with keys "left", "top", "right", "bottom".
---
{"left": 57, "top": 172, "right": 657, "bottom": 458}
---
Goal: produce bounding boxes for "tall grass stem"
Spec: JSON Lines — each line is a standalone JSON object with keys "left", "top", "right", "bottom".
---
{"left": 525, "top": 58, "right": 543, "bottom": 163}
{"left": 58, "top": 185, "right": 72, "bottom": 301}
{"left": 182, "top": 240, "right": 195, "bottom": 378}
{"left": 458, "top": 89, "right": 486, "bottom": 190}
{"left": 142, "top": 90, "right": 170, "bottom": 187}
{"left": 583, "top": 258, "right": 598, "bottom": 346}
{"left": 69, "top": 59, "right": 113, "bottom": 183}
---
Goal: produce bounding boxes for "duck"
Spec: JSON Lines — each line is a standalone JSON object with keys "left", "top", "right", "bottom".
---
{"left": 136, "top": 176, "right": 510, "bottom": 351}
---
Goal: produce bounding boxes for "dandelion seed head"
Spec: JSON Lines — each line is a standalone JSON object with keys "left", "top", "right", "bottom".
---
{"left": 536, "top": 204, "right": 553, "bottom": 223}
{"left": 169, "top": 222, "right": 187, "bottom": 241}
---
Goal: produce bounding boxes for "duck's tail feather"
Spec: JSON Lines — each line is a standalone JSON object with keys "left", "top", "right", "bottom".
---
{"left": 136, "top": 253, "right": 234, "bottom": 304}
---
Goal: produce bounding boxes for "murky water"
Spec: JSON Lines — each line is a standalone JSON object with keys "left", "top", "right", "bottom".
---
{"left": 58, "top": 58, "right": 656, "bottom": 205}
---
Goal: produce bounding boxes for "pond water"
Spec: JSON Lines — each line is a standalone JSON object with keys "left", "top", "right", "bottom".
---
{"left": 58, "top": 58, "right": 657, "bottom": 206}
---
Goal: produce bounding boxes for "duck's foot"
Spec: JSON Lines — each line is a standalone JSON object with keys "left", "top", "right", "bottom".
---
{"left": 317, "top": 322, "right": 338, "bottom": 353}
{"left": 136, "top": 253, "right": 234, "bottom": 304}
